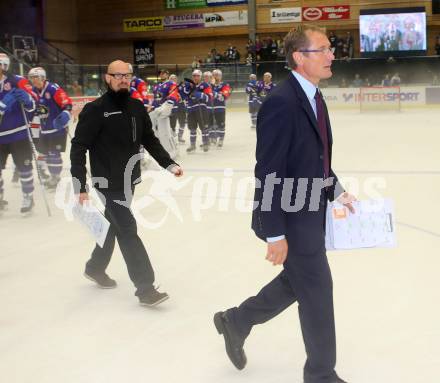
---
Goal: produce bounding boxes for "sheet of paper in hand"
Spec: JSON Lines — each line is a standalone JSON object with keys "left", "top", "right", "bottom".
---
{"left": 325, "top": 198, "right": 396, "bottom": 250}
{"left": 72, "top": 203, "right": 110, "bottom": 248}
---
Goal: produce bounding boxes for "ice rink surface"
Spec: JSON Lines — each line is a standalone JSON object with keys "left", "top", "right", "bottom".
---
{"left": 1, "top": 108, "right": 439, "bottom": 383}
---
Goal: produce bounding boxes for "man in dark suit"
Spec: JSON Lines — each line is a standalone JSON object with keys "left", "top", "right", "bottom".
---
{"left": 214, "top": 25, "right": 356, "bottom": 383}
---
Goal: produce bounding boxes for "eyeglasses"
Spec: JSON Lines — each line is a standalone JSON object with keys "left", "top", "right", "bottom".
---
{"left": 107, "top": 73, "right": 133, "bottom": 80}
{"left": 299, "top": 47, "right": 333, "bottom": 55}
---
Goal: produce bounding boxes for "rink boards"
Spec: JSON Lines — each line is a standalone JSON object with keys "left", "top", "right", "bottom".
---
{"left": 71, "top": 85, "right": 440, "bottom": 119}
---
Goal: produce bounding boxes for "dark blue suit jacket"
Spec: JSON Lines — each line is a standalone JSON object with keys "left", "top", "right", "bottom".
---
{"left": 251, "top": 73, "right": 344, "bottom": 256}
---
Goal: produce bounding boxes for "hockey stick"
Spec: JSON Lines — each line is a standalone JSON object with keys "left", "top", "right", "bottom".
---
{"left": 20, "top": 104, "right": 52, "bottom": 217}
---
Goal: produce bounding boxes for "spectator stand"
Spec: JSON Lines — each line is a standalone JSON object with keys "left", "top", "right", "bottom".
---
{"left": 12, "top": 35, "right": 38, "bottom": 66}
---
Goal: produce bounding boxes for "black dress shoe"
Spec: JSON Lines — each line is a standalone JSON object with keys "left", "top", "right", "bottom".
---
{"left": 214, "top": 311, "right": 247, "bottom": 370}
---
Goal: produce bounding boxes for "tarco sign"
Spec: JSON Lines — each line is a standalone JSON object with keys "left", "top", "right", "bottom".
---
{"left": 123, "top": 17, "right": 164, "bottom": 32}
{"left": 302, "top": 5, "right": 350, "bottom": 21}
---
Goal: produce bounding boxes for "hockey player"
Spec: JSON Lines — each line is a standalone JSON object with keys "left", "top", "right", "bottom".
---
{"left": 149, "top": 69, "right": 180, "bottom": 159}
{"left": 257, "top": 72, "right": 276, "bottom": 105}
{"left": 151, "top": 68, "right": 170, "bottom": 109}
{"left": 245, "top": 74, "right": 259, "bottom": 129}
{"left": 129, "top": 70, "right": 149, "bottom": 107}
{"left": 128, "top": 68, "right": 151, "bottom": 168}
{"left": 28, "top": 67, "right": 72, "bottom": 190}
{"left": 129, "top": 86, "right": 144, "bottom": 103}
{"left": 0, "top": 53, "right": 37, "bottom": 214}
{"left": 182, "top": 69, "right": 213, "bottom": 153}
{"left": 169, "top": 74, "right": 186, "bottom": 144}
{"left": 203, "top": 71, "right": 215, "bottom": 145}
{"left": 211, "top": 69, "right": 231, "bottom": 148}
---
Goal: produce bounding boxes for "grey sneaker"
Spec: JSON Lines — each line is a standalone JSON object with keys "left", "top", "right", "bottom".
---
{"left": 84, "top": 270, "right": 117, "bottom": 289}
{"left": 139, "top": 286, "right": 169, "bottom": 307}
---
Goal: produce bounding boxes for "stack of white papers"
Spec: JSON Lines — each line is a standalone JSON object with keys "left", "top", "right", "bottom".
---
{"left": 325, "top": 198, "right": 396, "bottom": 250}
{"left": 72, "top": 203, "right": 110, "bottom": 248}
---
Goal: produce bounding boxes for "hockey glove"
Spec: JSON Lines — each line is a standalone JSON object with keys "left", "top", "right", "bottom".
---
{"left": 216, "top": 93, "right": 225, "bottom": 102}
{"left": 0, "top": 88, "right": 18, "bottom": 113}
{"left": 14, "top": 89, "right": 34, "bottom": 109}
{"left": 53, "top": 110, "right": 71, "bottom": 130}
{"left": 194, "top": 91, "right": 208, "bottom": 102}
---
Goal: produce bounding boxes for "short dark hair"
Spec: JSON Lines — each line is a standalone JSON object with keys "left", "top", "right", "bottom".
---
{"left": 284, "top": 24, "right": 326, "bottom": 69}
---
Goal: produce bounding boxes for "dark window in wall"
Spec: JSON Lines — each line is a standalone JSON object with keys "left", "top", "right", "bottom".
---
{"left": 0, "top": 0, "right": 41, "bottom": 37}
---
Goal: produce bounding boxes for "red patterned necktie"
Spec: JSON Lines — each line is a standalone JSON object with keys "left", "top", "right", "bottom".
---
{"left": 314, "top": 89, "right": 330, "bottom": 178}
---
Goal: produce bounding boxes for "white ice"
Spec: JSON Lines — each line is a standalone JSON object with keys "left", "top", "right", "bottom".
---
{"left": 0, "top": 108, "right": 439, "bottom": 383}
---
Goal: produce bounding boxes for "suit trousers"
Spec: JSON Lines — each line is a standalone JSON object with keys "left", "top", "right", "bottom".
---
{"left": 227, "top": 250, "right": 337, "bottom": 383}
{"left": 85, "top": 187, "right": 155, "bottom": 296}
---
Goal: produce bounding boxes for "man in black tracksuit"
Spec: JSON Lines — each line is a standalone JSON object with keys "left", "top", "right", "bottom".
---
{"left": 70, "top": 60, "right": 183, "bottom": 307}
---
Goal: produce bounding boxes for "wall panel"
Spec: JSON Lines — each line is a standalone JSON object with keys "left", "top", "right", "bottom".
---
{"left": 40, "top": 0, "right": 440, "bottom": 63}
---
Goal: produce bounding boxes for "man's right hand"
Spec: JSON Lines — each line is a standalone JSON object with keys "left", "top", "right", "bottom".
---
{"left": 78, "top": 192, "right": 89, "bottom": 205}
{"left": 266, "top": 238, "right": 288, "bottom": 266}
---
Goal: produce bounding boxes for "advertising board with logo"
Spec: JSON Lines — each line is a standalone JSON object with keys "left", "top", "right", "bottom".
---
{"left": 204, "top": 10, "right": 248, "bottom": 27}
{"left": 321, "top": 87, "right": 425, "bottom": 108}
{"left": 164, "top": 0, "right": 206, "bottom": 9}
{"left": 133, "top": 41, "right": 155, "bottom": 65}
{"left": 270, "top": 8, "right": 301, "bottom": 23}
{"left": 164, "top": 13, "right": 205, "bottom": 29}
{"left": 302, "top": 5, "right": 350, "bottom": 21}
{"left": 206, "top": 0, "right": 247, "bottom": 5}
{"left": 123, "top": 17, "right": 164, "bottom": 32}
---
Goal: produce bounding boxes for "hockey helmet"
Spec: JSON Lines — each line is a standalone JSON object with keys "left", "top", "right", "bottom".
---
{"left": 212, "top": 69, "right": 222, "bottom": 78}
{"left": 0, "top": 53, "right": 10, "bottom": 71}
{"left": 28, "top": 67, "right": 47, "bottom": 79}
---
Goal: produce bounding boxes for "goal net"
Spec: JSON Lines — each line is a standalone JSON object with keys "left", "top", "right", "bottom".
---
{"left": 359, "top": 86, "right": 401, "bottom": 112}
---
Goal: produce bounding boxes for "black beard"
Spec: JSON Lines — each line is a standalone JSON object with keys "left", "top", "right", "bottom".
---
{"left": 108, "top": 85, "right": 130, "bottom": 105}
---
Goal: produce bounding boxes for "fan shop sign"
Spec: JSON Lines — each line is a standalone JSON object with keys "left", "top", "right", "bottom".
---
{"left": 302, "top": 6, "right": 350, "bottom": 21}
{"left": 123, "top": 17, "right": 164, "bottom": 32}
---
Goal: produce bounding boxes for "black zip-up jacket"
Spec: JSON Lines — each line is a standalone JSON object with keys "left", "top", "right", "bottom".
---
{"left": 70, "top": 89, "right": 177, "bottom": 193}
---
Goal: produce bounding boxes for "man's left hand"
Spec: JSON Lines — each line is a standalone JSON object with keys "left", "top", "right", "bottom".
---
{"left": 336, "top": 191, "right": 357, "bottom": 213}
{"left": 169, "top": 165, "right": 183, "bottom": 177}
